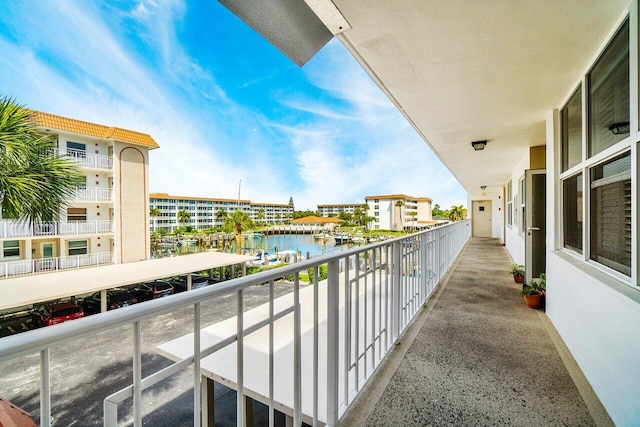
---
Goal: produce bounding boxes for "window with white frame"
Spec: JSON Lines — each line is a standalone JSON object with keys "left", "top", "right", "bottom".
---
{"left": 559, "top": 18, "right": 633, "bottom": 281}
{"left": 561, "top": 85, "right": 582, "bottom": 172}
{"left": 519, "top": 177, "right": 525, "bottom": 234}
{"left": 3, "top": 240, "right": 19, "bottom": 258}
{"left": 506, "top": 180, "right": 513, "bottom": 226}
{"left": 68, "top": 240, "right": 88, "bottom": 256}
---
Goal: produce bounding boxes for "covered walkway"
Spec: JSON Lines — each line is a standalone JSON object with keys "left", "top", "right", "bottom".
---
{"left": 342, "top": 238, "right": 612, "bottom": 426}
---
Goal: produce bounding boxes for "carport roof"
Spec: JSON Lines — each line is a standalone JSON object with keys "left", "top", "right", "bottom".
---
{"left": 0, "top": 252, "right": 254, "bottom": 311}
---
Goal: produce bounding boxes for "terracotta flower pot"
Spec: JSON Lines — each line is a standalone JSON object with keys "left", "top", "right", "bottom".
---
{"left": 514, "top": 273, "right": 525, "bottom": 283}
{"left": 523, "top": 292, "right": 542, "bottom": 309}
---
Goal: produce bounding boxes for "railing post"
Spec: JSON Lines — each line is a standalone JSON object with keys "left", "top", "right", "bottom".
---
{"left": 392, "top": 241, "right": 402, "bottom": 340}
{"left": 236, "top": 290, "right": 245, "bottom": 427}
{"left": 293, "top": 273, "right": 301, "bottom": 427}
{"left": 326, "top": 259, "right": 340, "bottom": 427}
{"left": 40, "top": 349, "right": 51, "bottom": 427}
{"left": 194, "top": 302, "right": 201, "bottom": 427}
{"left": 133, "top": 321, "right": 142, "bottom": 427}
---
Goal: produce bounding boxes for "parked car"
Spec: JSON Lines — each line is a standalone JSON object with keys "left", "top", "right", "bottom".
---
{"left": 169, "top": 274, "right": 211, "bottom": 293}
{"left": 34, "top": 300, "right": 84, "bottom": 326}
{"left": 0, "top": 310, "right": 42, "bottom": 338}
{"left": 127, "top": 280, "right": 174, "bottom": 302}
{"left": 81, "top": 288, "right": 138, "bottom": 315}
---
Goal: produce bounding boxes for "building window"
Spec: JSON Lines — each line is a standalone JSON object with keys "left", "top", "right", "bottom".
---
{"left": 561, "top": 85, "right": 582, "bottom": 171}
{"left": 67, "top": 141, "right": 87, "bottom": 158}
{"left": 67, "top": 208, "right": 87, "bottom": 222}
{"left": 590, "top": 152, "right": 631, "bottom": 276}
{"left": 506, "top": 180, "right": 513, "bottom": 226}
{"left": 3, "top": 240, "right": 19, "bottom": 258}
{"left": 68, "top": 240, "right": 88, "bottom": 256}
{"left": 562, "top": 173, "right": 583, "bottom": 253}
{"left": 518, "top": 177, "right": 525, "bottom": 234}
{"left": 588, "top": 19, "right": 629, "bottom": 157}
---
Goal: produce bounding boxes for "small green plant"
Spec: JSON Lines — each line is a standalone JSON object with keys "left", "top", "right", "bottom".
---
{"left": 531, "top": 273, "right": 546, "bottom": 292}
{"left": 519, "top": 285, "right": 540, "bottom": 296}
{"left": 510, "top": 264, "right": 525, "bottom": 277}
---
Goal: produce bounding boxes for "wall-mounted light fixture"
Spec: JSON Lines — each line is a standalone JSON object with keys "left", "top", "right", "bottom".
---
{"left": 471, "top": 140, "right": 488, "bottom": 151}
{"left": 608, "top": 121, "right": 630, "bottom": 135}
{"left": 481, "top": 185, "right": 486, "bottom": 190}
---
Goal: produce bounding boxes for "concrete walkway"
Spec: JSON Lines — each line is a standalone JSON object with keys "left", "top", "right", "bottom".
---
{"left": 342, "top": 238, "right": 610, "bottom": 427}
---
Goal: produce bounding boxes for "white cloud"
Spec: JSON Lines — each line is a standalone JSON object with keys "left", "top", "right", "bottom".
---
{"left": 0, "top": 2, "right": 466, "bottom": 213}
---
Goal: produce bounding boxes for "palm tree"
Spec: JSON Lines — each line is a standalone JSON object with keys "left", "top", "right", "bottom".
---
{"left": 222, "top": 210, "right": 254, "bottom": 253}
{"left": 177, "top": 209, "right": 190, "bottom": 228}
{"left": 407, "top": 211, "right": 418, "bottom": 231}
{"left": 149, "top": 207, "right": 160, "bottom": 232}
{"left": 448, "top": 205, "right": 466, "bottom": 221}
{"left": 257, "top": 208, "right": 265, "bottom": 225}
{"left": 0, "top": 96, "right": 83, "bottom": 223}
{"left": 215, "top": 209, "right": 228, "bottom": 226}
{"left": 394, "top": 200, "right": 405, "bottom": 231}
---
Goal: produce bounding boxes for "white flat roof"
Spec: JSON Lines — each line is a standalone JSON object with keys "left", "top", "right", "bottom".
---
{"left": 157, "top": 273, "right": 375, "bottom": 425}
{"left": 0, "top": 252, "right": 254, "bottom": 310}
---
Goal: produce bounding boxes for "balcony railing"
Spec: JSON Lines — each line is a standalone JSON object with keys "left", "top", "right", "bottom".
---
{"left": 0, "top": 252, "right": 114, "bottom": 278}
{"left": 48, "top": 148, "right": 113, "bottom": 170}
{"left": 0, "top": 221, "right": 470, "bottom": 427}
{"left": 0, "top": 220, "right": 113, "bottom": 238}
{"left": 72, "top": 187, "right": 113, "bottom": 202}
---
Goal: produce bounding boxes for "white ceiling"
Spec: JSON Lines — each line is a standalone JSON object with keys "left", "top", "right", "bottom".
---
{"left": 329, "top": 0, "right": 630, "bottom": 195}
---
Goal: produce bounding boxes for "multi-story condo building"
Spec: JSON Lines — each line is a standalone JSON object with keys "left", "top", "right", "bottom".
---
{"left": 365, "top": 194, "right": 433, "bottom": 230}
{"left": 0, "top": 111, "right": 158, "bottom": 278}
{"left": 317, "top": 203, "right": 366, "bottom": 217}
{"left": 149, "top": 193, "right": 294, "bottom": 232}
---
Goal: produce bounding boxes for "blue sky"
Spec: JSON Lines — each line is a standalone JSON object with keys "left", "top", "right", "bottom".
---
{"left": 0, "top": 0, "right": 466, "bottom": 211}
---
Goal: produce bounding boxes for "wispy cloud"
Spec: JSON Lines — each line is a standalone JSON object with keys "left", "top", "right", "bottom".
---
{"left": 0, "top": 1, "right": 466, "bottom": 212}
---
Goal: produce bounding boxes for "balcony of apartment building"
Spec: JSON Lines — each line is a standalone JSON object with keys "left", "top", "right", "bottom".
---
{"left": 48, "top": 147, "right": 113, "bottom": 170}
{"left": 0, "top": 219, "right": 113, "bottom": 239}
{"left": 0, "top": 250, "right": 114, "bottom": 279}
{"left": 71, "top": 186, "right": 113, "bottom": 203}
{"left": 0, "top": 222, "right": 610, "bottom": 426}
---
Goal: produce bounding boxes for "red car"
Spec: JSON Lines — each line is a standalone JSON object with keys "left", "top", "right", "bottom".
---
{"left": 35, "top": 301, "right": 85, "bottom": 326}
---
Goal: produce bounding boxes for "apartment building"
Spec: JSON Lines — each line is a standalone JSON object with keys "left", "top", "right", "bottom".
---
{"left": 317, "top": 203, "right": 366, "bottom": 217}
{"left": 149, "top": 193, "right": 294, "bottom": 232}
{"left": 365, "top": 194, "right": 433, "bottom": 230}
{"left": 0, "top": 111, "right": 158, "bottom": 278}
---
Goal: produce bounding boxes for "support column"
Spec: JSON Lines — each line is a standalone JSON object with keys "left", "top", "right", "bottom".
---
{"left": 201, "top": 377, "right": 215, "bottom": 427}
{"left": 245, "top": 395, "right": 254, "bottom": 427}
{"left": 100, "top": 289, "right": 108, "bottom": 313}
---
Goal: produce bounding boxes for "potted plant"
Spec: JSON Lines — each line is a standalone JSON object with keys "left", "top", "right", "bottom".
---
{"left": 511, "top": 264, "right": 525, "bottom": 283}
{"left": 519, "top": 285, "right": 543, "bottom": 309}
{"left": 533, "top": 273, "right": 546, "bottom": 297}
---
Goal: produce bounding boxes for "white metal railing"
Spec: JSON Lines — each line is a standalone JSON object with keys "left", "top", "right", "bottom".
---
{"left": 61, "top": 148, "right": 113, "bottom": 169}
{"left": 0, "top": 252, "right": 114, "bottom": 278}
{"left": 72, "top": 187, "right": 113, "bottom": 202}
{"left": 0, "top": 221, "right": 470, "bottom": 427}
{"left": 0, "top": 220, "right": 113, "bottom": 238}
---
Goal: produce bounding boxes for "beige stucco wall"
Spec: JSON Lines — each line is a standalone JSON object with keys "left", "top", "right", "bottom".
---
{"left": 114, "top": 143, "right": 149, "bottom": 263}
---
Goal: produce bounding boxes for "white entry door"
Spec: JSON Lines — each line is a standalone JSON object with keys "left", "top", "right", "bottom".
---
{"left": 472, "top": 200, "right": 492, "bottom": 237}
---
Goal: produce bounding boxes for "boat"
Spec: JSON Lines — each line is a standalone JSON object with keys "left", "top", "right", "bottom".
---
{"left": 333, "top": 233, "right": 352, "bottom": 245}
{"left": 352, "top": 235, "right": 366, "bottom": 244}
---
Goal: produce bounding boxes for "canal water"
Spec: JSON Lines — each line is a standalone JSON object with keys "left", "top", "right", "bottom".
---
{"left": 240, "top": 234, "right": 359, "bottom": 258}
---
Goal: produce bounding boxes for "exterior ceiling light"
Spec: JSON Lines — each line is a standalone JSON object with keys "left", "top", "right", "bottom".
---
{"left": 471, "top": 140, "right": 488, "bottom": 151}
{"left": 608, "top": 122, "right": 630, "bottom": 135}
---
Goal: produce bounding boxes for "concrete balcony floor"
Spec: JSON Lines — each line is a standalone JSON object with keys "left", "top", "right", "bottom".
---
{"left": 341, "top": 237, "right": 613, "bottom": 427}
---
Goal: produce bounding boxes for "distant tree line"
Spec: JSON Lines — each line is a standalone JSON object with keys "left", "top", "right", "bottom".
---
{"left": 432, "top": 204, "right": 467, "bottom": 221}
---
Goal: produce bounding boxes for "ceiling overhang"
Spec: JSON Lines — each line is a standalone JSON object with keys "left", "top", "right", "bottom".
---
{"left": 221, "top": 0, "right": 630, "bottom": 195}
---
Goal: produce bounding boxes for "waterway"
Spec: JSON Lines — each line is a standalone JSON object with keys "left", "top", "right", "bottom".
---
{"left": 240, "top": 234, "right": 360, "bottom": 258}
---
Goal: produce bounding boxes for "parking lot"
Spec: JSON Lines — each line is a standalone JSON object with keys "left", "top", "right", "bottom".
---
{"left": 0, "top": 281, "right": 295, "bottom": 426}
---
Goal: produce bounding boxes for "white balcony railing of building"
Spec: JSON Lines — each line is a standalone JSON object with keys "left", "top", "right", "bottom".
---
{"left": 0, "top": 220, "right": 113, "bottom": 239}
{"left": 0, "top": 221, "right": 470, "bottom": 427}
{"left": 72, "top": 187, "right": 113, "bottom": 202}
{"left": 0, "top": 252, "right": 114, "bottom": 278}
{"left": 48, "top": 148, "right": 113, "bottom": 170}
